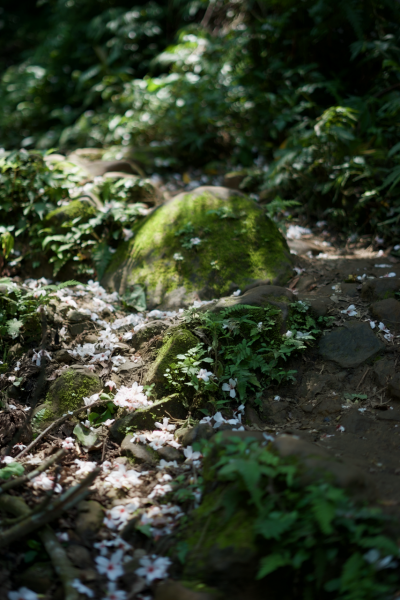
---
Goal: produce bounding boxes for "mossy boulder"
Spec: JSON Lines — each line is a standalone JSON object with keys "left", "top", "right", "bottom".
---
{"left": 109, "top": 395, "right": 188, "bottom": 443}
{"left": 144, "top": 327, "right": 199, "bottom": 398}
{"left": 102, "top": 186, "right": 293, "bottom": 308}
{"left": 45, "top": 199, "right": 97, "bottom": 228}
{"left": 41, "top": 368, "right": 102, "bottom": 423}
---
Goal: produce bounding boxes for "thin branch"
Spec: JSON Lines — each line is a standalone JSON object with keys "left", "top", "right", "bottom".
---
{"left": 0, "top": 495, "right": 80, "bottom": 600}
{"left": 17, "top": 399, "right": 107, "bottom": 458}
{"left": 0, "top": 468, "right": 100, "bottom": 545}
{"left": 0, "top": 449, "right": 65, "bottom": 495}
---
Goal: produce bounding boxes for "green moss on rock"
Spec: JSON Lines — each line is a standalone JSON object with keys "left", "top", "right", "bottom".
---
{"left": 109, "top": 395, "right": 188, "bottom": 444}
{"left": 102, "top": 186, "right": 293, "bottom": 307}
{"left": 45, "top": 199, "right": 97, "bottom": 228}
{"left": 43, "top": 368, "right": 101, "bottom": 422}
{"left": 144, "top": 327, "right": 199, "bottom": 398}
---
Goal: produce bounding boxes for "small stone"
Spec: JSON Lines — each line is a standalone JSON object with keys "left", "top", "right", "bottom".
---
{"left": 19, "top": 562, "right": 54, "bottom": 594}
{"left": 376, "top": 408, "right": 400, "bottom": 421}
{"left": 319, "top": 321, "right": 385, "bottom": 368}
{"left": 244, "top": 405, "right": 265, "bottom": 428}
{"left": 155, "top": 580, "right": 217, "bottom": 600}
{"left": 54, "top": 349, "right": 74, "bottom": 364}
{"left": 75, "top": 500, "right": 104, "bottom": 538}
{"left": 156, "top": 446, "right": 182, "bottom": 462}
{"left": 340, "top": 283, "right": 359, "bottom": 297}
{"left": 388, "top": 372, "right": 400, "bottom": 399}
{"left": 66, "top": 544, "right": 93, "bottom": 569}
{"left": 67, "top": 310, "right": 91, "bottom": 323}
{"left": 110, "top": 396, "right": 187, "bottom": 444}
{"left": 361, "top": 278, "right": 400, "bottom": 301}
{"left": 373, "top": 358, "right": 394, "bottom": 387}
{"left": 315, "top": 398, "right": 342, "bottom": 416}
{"left": 370, "top": 298, "right": 400, "bottom": 332}
{"left": 180, "top": 423, "right": 214, "bottom": 447}
{"left": 121, "top": 435, "right": 158, "bottom": 464}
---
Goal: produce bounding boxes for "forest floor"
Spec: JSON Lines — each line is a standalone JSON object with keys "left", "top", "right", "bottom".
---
{"left": 1, "top": 165, "right": 400, "bottom": 600}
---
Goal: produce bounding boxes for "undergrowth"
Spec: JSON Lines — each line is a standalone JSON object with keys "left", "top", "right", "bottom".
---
{"left": 182, "top": 435, "right": 400, "bottom": 600}
{"left": 164, "top": 302, "right": 333, "bottom": 407}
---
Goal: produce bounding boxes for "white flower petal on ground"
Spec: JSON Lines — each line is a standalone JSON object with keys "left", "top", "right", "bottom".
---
{"left": 95, "top": 550, "right": 124, "bottom": 581}
{"left": 74, "top": 459, "right": 97, "bottom": 477}
{"left": 154, "top": 417, "right": 176, "bottom": 432}
{"left": 135, "top": 555, "right": 172, "bottom": 584}
{"left": 8, "top": 587, "right": 38, "bottom": 600}
{"left": 31, "top": 473, "right": 62, "bottom": 493}
{"left": 148, "top": 484, "right": 172, "bottom": 499}
{"left": 71, "top": 579, "right": 94, "bottom": 598}
{"left": 341, "top": 304, "right": 358, "bottom": 317}
{"left": 122, "top": 228, "right": 134, "bottom": 242}
{"left": 221, "top": 378, "right": 237, "bottom": 398}
{"left": 104, "top": 464, "right": 142, "bottom": 490}
{"left": 190, "top": 237, "right": 201, "bottom": 246}
{"left": 232, "top": 289, "right": 241, "bottom": 296}
{"left": 173, "top": 252, "right": 184, "bottom": 261}
{"left": 113, "top": 382, "right": 152, "bottom": 412}
{"left": 61, "top": 437, "right": 75, "bottom": 449}
{"left": 105, "top": 380, "right": 116, "bottom": 391}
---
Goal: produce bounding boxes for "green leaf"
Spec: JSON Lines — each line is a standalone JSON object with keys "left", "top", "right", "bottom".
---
{"left": 0, "top": 462, "right": 24, "bottom": 479}
{"left": 7, "top": 318, "right": 23, "bottom": 339}
{"left": 257, "top": 553, "right": 290, "bottom": 579}
{"left": 73, "top": 422, "right": 98, "bottom": 448}
{"left": 122, "top": 284, "right": 146, "bottom": 312}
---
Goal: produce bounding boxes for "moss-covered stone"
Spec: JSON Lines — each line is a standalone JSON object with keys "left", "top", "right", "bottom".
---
{"left": 43, "top": 368, "right": 101, "bottom": 422}
{"left": 45, "top": 199, "right": 97, "bottom": 228}
{"left": 102, "top": 186, "right": 293, "bottom": 308}
{"left": 182, "top": 491, "right": 257, "bottom": 583}
{"left": 144, "top": 327, "right": 199, "bottom": 398}
{"left": 109, "top": 395, "right": 188, "bottom": 443}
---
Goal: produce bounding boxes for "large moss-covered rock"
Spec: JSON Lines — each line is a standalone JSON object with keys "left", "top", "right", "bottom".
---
{"left": 41, "top": 368, "right": 102, "bottom": 423}
{"left": 102, "top": 186, "right": 293, "bottom": 308}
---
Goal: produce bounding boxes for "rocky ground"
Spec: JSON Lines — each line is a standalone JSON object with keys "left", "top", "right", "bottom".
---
{"left": 1, "top": 171, "right": 400, "bottom": 599}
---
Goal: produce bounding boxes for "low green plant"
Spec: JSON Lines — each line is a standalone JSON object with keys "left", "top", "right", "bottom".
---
{"left": 186, "top": 435, "right": 400, "bottom": 599}
{"left": 164, "top": 343, "right": 215, "bottom": 394}
{"left": 0, "top": 278, "right": 78, "bottom": 344}
{"left": 176, "top": 301, "right": 323, "bottom": 403}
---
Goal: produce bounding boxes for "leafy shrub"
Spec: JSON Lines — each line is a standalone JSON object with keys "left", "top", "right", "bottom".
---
{"left": 184, "top": 434, "right": 400, "bottom": 599}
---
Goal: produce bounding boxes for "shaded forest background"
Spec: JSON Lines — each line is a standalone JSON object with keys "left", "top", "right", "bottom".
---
{"left": 2, "top": 0, "right": 400, "bottom": 236}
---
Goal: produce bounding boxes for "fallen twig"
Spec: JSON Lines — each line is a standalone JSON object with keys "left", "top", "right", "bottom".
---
{"left": 0, "top": 467, "right": 100, "bottom": 546}
{"left": 17, "top": 399, "right": 108, "bottom": 458}
{"left": 0, "top": 449, "right": 66, "bottom": 495}
{"left": 0, "top": 495, "right": 80, "bottom": 600}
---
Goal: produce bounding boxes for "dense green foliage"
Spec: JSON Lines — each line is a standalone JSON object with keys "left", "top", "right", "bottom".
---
{"left": 2, "top": 0, "right": 400, "bottom": 233}
{"left": 164, "top": 301, "right": 330, "bottom": 407}
{"left": 0, "top": 150, "right": 152, "bottom": 277}
{"left": 188, "top": 434, "right": 399, "bottom": 599}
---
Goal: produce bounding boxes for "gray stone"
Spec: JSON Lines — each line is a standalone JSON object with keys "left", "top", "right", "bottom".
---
{"left": 388, "top": 372, "right": 400, "bottom": 398}
{"left": 373, "top": 358, "right": 394, "bottom": 387}
{"left": 67, "top": 310, "right": 91, "bottom": 323}
{"left": 156, "top": 445, "right": 182, "bottom": 462}
{"left": 75, "top": 500, "right": 104, "bottom": 538}
{"left": 361, "top": 278, "right": 400, "bottom": 301}
{"left": 110, "top": 396, "right": 187, "bottom": 444}
{"left": 121, "top": 435, "right": 158, "bottom": 464}
{"left": 371, "top": 298, "right": 400, "bottom": 332}
{"left": 54, "top": 349, "right": 75, "bottom": 364}
{"left": 340, "top": 283, "right": 360, "bottom": 297}
{"left": 315, "top": 397, "right": 342, "bottom": 416}
{"left": 19, "top": 563, "right": 54, "bottom": 594}
{"left": 180, "top": 423, "right": 215, "bottom": 447}
{"left": 376, "top": 408, "right": 400, "bottom": 421}
{"left": 223, "top": 170, "right": 247, "bottom": 190}
{"left": 319, "top": 321, "right": 385, "bottom": 368}
{"left": 133, "top": 320, "right": 168, "bottom": 349}
{"left": 66, "top": 545, "right": 93, "bottom": 569}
